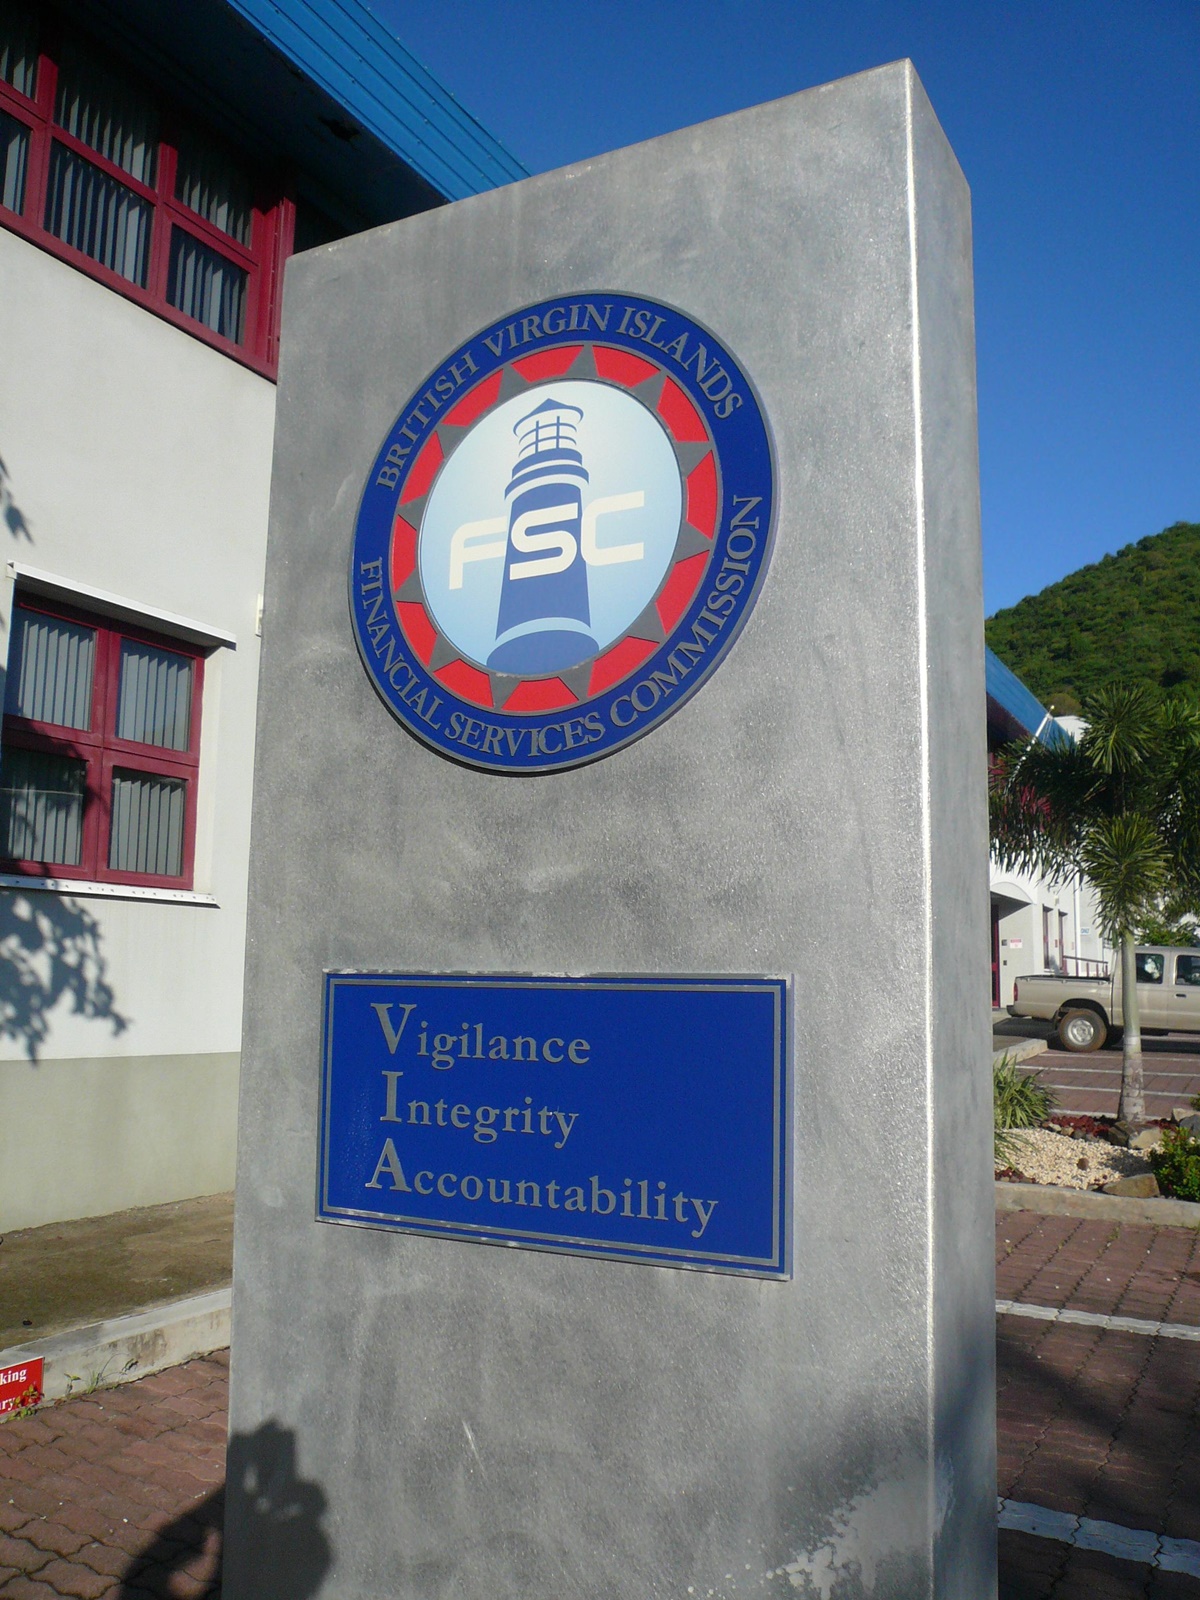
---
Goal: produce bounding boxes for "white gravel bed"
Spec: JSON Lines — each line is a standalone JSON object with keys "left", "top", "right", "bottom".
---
{"left": 996, "top": 1128, "right": 1153, "bottom": 1191}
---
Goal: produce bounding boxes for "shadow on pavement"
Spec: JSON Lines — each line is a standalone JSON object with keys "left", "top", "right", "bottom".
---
{"left": 998, "top": 1318, "right": 1199, "bottom": 1547}
{"left": 997, "top": 1009, "right": 1200, "bottom": 1059}
{"left": 117, "top": 1420, "right": 331, "bottom": 1599}
{"left": 994, "top": 1016, "right": 1054, "bottom": 1042}
{"left": 1039, "top": 1035, "right": 1200, "bottom": 1059}
{"left": 1126, "top": 1034, "right": 1200, "bottom": 1057}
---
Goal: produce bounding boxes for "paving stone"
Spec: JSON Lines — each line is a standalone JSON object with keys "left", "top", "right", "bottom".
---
{"left": 0, "top": 1530, "right": 53, "bottom": 1571}
{"left": 1148, "top": 1571, "right": 1200, "bottom": 1599}
{"left": 84, "top": 1493, "right": 154, "bottom": 1532}
{"left": 5, "top": 1418, "right": 68, "bottom": 1450}
{"left": 0, "top": 1576, "right": 74, "bottom": 1600}
{"left": 79, "top": 1521, "right": 147, "bottom": 1558}
{"left": 1050, "top": 1545, "right": 1158, "bottom": 1598}
{"left": 4, "top": 1485, "right": 74, "bottom": 1521}
{"left": 0, "top": 1453, "right": 50, "bottom": 1487}
{"left": 20, "top": 1517, "right": 90, "bottom": 1557}
{"left": 997, "top": 1525, "right": 1065, "bottom": 1566}
{"left": 154, "top": 1566, "right": 217, "bottom": 1598}
{"left": 0, "top": 1499, "right": 33, "bottom": 1534}
{"left": 72, "top": 1535, "right": 142, "bottom": 1578}
{"left": 994, "top": 1209, "right": 1200, "bottom": 1597}
{"left": 31, "top": 1556, "right": 119, "bottom": 1598}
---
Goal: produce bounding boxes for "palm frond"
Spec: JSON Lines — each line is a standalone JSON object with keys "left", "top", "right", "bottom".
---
{"left": 1079, "top": 683, "right": 1162, "bottom": 777}
{"left": 990, "top": 688, "right": 1200, "bottom": 945}
{"left": 1080, "top": 814, "right": 1170, "bottom": 940}
{"left": 989, "top": 738, "right": 1092, "bottom": 880}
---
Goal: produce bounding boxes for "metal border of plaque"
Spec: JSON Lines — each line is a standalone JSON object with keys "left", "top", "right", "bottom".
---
{"left": 317, "top": 972, "right": 792, "bottom": 1278}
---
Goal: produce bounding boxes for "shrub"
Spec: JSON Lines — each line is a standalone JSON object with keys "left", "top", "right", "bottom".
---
{"left": 995, "top": 1056, "right": 1055, "bottom": 1127}
{"left": 994, "top": 1125, "right": 1024, "bottom": 1170}
{"left": 994, "top": 1055, "right": 1056, "bottom": 1167}
{"left": 1149, "top": 1126, "right": 1200, "bottom": 1202}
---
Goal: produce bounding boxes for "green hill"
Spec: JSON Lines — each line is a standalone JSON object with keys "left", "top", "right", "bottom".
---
{"left": 985, "top": 521, "right": 1200, "bottom": 714}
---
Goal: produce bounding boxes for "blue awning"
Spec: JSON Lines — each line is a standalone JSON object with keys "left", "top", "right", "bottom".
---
{"left": 985, "top": 647, "right": 1067, "bottom": 746}
{"left": 223, "top": 0, "right": 528, "bottom": 202}
{"left": 72, "top": 0, "right": 527, "bottom": 226}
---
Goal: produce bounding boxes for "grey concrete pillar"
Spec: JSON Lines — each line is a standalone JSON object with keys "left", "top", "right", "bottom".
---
{"left": 226, "top": 58, "right": 994, "bottom": 1600}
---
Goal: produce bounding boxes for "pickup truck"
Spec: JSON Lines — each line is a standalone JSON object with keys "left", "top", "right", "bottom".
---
{"left": 1009, "top": 945, "right": 1200, "bottom": 1051}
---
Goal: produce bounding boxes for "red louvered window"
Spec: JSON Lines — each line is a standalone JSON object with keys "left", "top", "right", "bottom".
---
{"left": 0, "top": 598, "right": 204, "bottom": 889}
{"left": 0, "top": 2, "right": 294, "bottom": 376}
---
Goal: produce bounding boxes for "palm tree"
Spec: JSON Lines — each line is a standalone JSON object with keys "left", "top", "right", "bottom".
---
{"left": 990, "top": 684, "right": 1200, "bottom": 1127}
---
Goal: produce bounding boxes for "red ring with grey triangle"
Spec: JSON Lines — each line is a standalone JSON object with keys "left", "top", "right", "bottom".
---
{"left": 391, "top": 342, "right": 718, "bottom": 711}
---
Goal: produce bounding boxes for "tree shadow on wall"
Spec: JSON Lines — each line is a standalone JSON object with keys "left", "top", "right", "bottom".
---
{"left": 0, "top": 450, "right": 32, "bottom": 545}
{"left": 116, "top": 1421, "right": 332, "bottom": 1599}
{"left": 0, "top": 890, "right": 128, "bottom": 1061}
{"left": 0, "top": 447, "right": 31, "bottom": 664}
{"left": 0, "top": 461, "right": 126, "bottom": 1060}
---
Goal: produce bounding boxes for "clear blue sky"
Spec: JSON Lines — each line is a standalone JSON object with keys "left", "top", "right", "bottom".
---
{"left": 371, "top": 0, "right": 1198, "bottom": 617}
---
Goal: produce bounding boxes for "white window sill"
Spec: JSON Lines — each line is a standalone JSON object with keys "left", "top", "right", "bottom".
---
{"left": 0, "top": 874, "right": 218, "bottom": 906}
{"left": 6, "top": 562, "right": 237, "bottom": 649}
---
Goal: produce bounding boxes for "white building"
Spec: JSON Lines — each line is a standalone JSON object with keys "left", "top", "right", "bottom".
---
{"left": 0, "top": 0, "right": 522, "bottom": 1230}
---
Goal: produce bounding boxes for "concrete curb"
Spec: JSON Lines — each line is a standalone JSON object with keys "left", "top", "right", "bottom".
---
{"left": 0, "top": 1287, "right": 230, "bottom": 1404}
{"left": 992, "top": 1037, "right": 1049, "bottom": 1066}
{"left": 996, "top": 1181, "right": 1200, "bottom": 1228}
{"left": 7, "top": 1181, "right": 1195, "bottom": 1407}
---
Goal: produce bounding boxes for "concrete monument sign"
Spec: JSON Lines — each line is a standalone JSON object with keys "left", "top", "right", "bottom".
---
{"left": 226, "top": 60, "right": 994, "bottom": 1600}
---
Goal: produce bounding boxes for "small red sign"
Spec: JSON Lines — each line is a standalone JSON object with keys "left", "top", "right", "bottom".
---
{"left": 0, "top": 1358, "right": 44, "bottom": 1413}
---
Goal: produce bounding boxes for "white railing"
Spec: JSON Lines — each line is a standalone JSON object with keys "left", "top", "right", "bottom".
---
{"left": 1061, "top": 956, "right": 1109, "bottom": 979}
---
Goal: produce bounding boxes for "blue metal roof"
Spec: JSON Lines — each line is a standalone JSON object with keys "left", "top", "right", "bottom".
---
{"left": 986, "top": 647, "right": 1067, "bottom": 746}
{"left": 72, "top": 0, "right": 526, "bottom": 228}
{"left": 223, "top": 0, "right": 528, "bottom": 201}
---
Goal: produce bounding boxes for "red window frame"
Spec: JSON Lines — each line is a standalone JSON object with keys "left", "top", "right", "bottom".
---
{"left": 0, "top": 596, "right": 204, "bottom": 889}
{"left": 0, "top": 8, "right": 295, "bottom": 376}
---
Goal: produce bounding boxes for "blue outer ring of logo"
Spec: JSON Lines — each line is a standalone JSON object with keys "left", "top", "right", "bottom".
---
{"left": 349, "top": 291, "right": 775, "bottom": 775}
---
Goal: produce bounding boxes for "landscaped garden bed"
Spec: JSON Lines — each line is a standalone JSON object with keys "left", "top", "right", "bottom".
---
{"left": 995, "top": 1124, "right": 1153, "bottom": 1191}
{"left": 993, "top": 1055, "right": 1200, "bottom": 1197}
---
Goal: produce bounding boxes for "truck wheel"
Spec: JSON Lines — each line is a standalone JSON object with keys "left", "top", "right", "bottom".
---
{"left": 1058, "top": 1008, "right": 1106, "bottom": 1052}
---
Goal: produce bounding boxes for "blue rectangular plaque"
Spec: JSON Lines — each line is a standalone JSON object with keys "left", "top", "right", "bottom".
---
{"left": 318, "top": 973, "right": 791, "bottom": 1277}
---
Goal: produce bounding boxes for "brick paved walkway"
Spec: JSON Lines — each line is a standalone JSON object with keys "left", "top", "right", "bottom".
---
{"left": 2, "top": 1214, "right": 1199, "bottom": 1597}
{"left": 996, "top": 1210, "right": 1200, "bottom": 1324}
{"left": 1022, "top": 1039, "right": 1200, "bottom": 1120}
{"left": 997, "top": 1213, "right": 1200, "bottom": 1599}
{"left": 0, "top": 1355, "right": 225, "bottom": 1598}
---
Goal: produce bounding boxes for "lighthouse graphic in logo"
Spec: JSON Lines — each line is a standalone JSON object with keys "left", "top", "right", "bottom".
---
{"left": 351, "top": 292, "right": 776, "bottom": 774}
{"left": 490, "top": 398, "right": 597, "bottom": 674}
{"left": 419, "top": 376, "right": 680, "bottom": 681}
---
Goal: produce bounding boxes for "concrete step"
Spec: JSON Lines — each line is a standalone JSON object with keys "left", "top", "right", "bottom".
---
{"left": 1, "top": 1286, "right": 231, "bottom": 1404}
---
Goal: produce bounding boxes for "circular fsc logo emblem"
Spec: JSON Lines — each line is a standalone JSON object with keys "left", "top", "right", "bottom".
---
{"left": 350, "top": 292, "right": 775, "bottom": 773}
